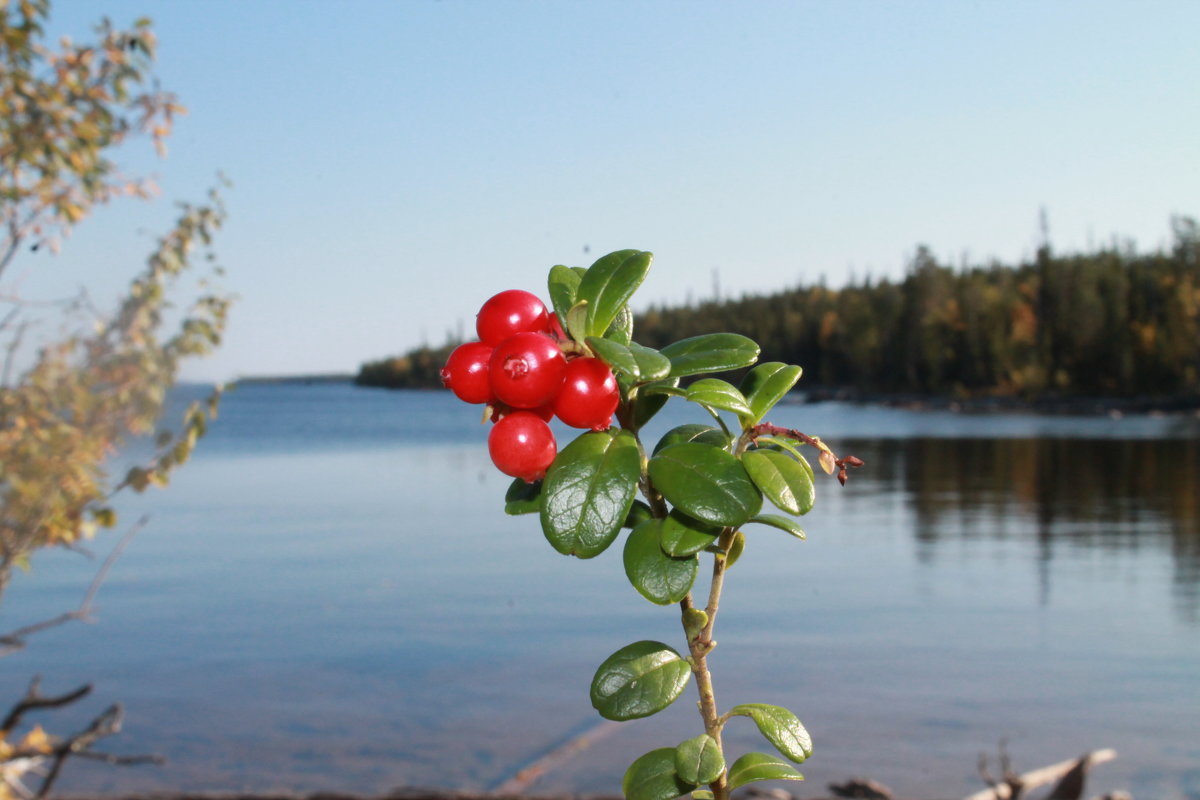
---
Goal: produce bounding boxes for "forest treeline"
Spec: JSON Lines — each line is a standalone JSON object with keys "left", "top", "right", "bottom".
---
{"left": 358, "top": 217, "right": 1200, "bottom": 399}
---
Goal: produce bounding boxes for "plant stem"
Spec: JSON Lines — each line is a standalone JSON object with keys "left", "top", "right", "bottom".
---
{"left": 682, "top": 526, "right": 736, "bottom": 800}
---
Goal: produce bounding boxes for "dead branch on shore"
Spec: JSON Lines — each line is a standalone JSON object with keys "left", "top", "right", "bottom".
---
{"left": 965, "top": 744, "right": 1118, "bottom": 800}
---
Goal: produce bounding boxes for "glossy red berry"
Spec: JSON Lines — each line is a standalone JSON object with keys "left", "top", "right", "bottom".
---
{"left": 554, "top": 357, "right": 619, "bottom": 430}
{"left": 476, "top": 290, "right": 551, "bottom": 346}
{"left": 488, "top": 411, "right": 557, "bottom": 482}
{"left": 489, "top": 332, "right": 567, "bottom": 409}
{"left": 440, "top": 341, "right": 494, "bottom": 404}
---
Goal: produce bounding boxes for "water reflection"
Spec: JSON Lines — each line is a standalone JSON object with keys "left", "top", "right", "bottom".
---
{"left": 848, "top": 437, "right": 1200, "bottom": 623}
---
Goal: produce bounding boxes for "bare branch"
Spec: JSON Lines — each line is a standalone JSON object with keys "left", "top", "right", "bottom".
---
{"left": 0, "top": 516, "right": 148, "bottom": 656}
{"left": 0, "top": 677, "right": 93, "bottom": 738}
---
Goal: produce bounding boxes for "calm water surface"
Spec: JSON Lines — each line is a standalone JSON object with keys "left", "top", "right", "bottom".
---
{"left": 2, "top": 385, "right": 1197, "bottom": 798}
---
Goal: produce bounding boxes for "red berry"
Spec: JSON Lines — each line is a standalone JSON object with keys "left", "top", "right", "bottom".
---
{"left": 488, "top": 411, "right": 557, "bottom": 482}
{"left": 476, "top": 289, "right": 551, "bottom": 346}
{"left": 554, "top": 357, "right": 619, "bottom": 430}
{"left": 440, "top": 341, "right": 494, "bottom": 404}
{"left": 489, "top": 332, "right": 567, "bottom": 409}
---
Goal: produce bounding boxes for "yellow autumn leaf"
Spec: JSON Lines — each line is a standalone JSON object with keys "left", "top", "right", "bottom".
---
{"left": 19, "top": 725, "right": 54, "bottom": 754}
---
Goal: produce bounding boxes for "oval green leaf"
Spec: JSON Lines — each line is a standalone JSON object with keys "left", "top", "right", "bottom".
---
{"left": 548, "top": 264, "right": 582, "bottom": 328}
{"left": 740, "top": 362, "right": 803, "bottom": 423}
{"left": 653, "top": 424, "right": 730, "bottom": 456}
{"left": 742, "top": 449, "right": 815, "bottom": 516}
{"left": 749, "top": 514, "right": 805, "bottom": 539}
{"left": 577, "top": 249, "right": 652, "bottom": 338}
{"left": 607, "top": 304, "right": 634, "bottom": 345}
{"left": 675, "top": 735, "right": 725, "bottom": 786}
{"left": 504, "top": 478, "right": 541, "bottom": 516}
{"left": 659, "top": 509, "right": 720, "bottom": 557}
{"left": 725, "top": 529, "right": 746, "bottom": 568}
{"left": 623, "top": 748, "right": 695, "bottom": 800}
{"left": 633, "top": 378, "right": 678, "bottom": 429}
{"left": 728, "top": 703, "right": 813, "bottom": 763}
{"left": 629, "top": 342, "right": 671, "bottom": 381}
{"left": 624, "top": 519, "right": 698, "bottom": 605}
{"left": 660, "top": 333, "right": 760, "bottom": 378}
{"left": 541, "top": 430, "right": 640, "bottom": 558}
{"left": 591, "top": 641, "right": 692, "bottom": 721}
{"left": 648, "top": 443, "right": 762, "bottom": 527}
{"left": 684, "top": 378, "right": 753, "bottom": 420}
{"left": 625, "top": 499, "right": 653, "bottom": 529}
{"left": 587, "top": 336, "right": 639, "bottom": 377}
{"left": 726, "top": 752, "right": 805, "bottom": 790}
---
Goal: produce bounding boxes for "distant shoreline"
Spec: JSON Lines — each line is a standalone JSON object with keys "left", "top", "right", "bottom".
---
{"left": 227, "top": 376, "right": 1200, "bottom": 417}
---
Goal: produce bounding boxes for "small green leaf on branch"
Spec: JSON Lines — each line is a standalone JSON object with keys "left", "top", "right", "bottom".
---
{"left": 577, "top": 249, "right": 652, "bottom": 337}
{"left": 648, "top": 443, "right": 762, "bottom": 528}
{"left": 591, "top": 641, "right": 692, "bottom": 721}
{"left": 674, "top": 734, "right": 725, "bottom": 786}
{"left": 504, "top": 478, "right": 542, "bottom": 515}
{"left": 541, "top": 430, "right": 640, "bottom": 558}
{"left": 660, "top": 333, "right": 759, "bottom": 378}
{"left": 728, "top": 703, "right": 813, "bottom": 763}
{"left": 748, "top": 514, "right": 806, "bottom": 539}
{"left": 726, "top": 752, "right": 805, "bottom": 789}
{"left": 624, "top": 519, "right": 698, "bottom": 605}
{"left": 742, "top": 449, "right": 815, "bottom": 516}
{"left": 740, "top": 362, "right": 802, "bottom": 423}
{"left": 623, "top": 748, "right": 695, "bottom": 800}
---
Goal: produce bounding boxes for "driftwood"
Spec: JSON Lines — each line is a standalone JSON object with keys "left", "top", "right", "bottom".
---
{"left": 964, "top": 747, "right": 1117, "bottom": 800}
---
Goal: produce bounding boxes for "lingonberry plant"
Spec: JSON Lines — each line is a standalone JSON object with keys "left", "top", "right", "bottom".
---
{"left": 442, "top": 250, "right": 861, "bottom": 800}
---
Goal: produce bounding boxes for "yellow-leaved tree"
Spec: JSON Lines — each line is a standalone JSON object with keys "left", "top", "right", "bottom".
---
{"left": 0, "top": 1, "right": 232, "bottom": 794}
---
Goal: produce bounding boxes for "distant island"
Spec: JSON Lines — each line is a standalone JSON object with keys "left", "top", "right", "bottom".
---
{"left": 356, "top": 216, "right": 1200, "bottom": 404}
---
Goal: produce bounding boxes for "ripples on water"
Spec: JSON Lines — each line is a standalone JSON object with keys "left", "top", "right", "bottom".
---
{"left": 1, "top": 384, "right": 1197, "bottom": 798}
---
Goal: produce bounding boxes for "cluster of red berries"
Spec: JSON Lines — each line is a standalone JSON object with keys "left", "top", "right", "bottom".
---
{"left": 441, "top": 289, "right": 620, "bottom": 482}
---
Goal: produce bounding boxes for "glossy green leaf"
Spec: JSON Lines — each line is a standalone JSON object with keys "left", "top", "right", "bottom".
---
{"left": 648, "top": 443, "right": 762, "bottom": 527}
{"left": 623, "top": 748, "right": 695, "bottom": 800}
{"left": 565, "top": 300, "right": 590, "bottom": 343}
{"left": 577, "top": 249, "right": 652, "bottom": 338}
{"left": 685, "top": 379, "right": 753, "bottom": 420}
{"left": 740, "top": 362, "right": 803, "bottom": 423}
{"left": 504, "top": 478, "right": 541, "bottom": 515}
{"left": 653, "top": 424, "right": 731, "bottom": 456}
{"left": 675, "top": 735, "right": 725, "bottom": 786}
{"left": 607, "top": 304, "right": 634, "bottom": 346}
{"left": 625, "top": 499, "right": 653, "bottom": 529}
{"left": 548, "top": 264, "right": 581, "bottom": 328}
{"left": 660, "top": 333, "right": 760, "bottom": 378}
{"left": 629, "top": 342, "right": 672, "bottom": 381}
{"left": 624, "top": 519, "right": 698, "bottom": 605}
{"left": 749, "top": 514, "right": 806, "bottom": 539}
{"left": 726, "top": 752, "right": 805, "bottom": 789}
{"left": 728, "top": 704, "right": 813, "bottom": 763}
{"left": 591, "top": 641, "right": 692, "bottom": 721}
{"left": 725, "top": 530, "right": 746, "bottom": 568}
{"left": 587, "top": 336, "right": 639, "bottom": 377}
{"left": 742, "top": 450, "right": 815, "bottom": 516}
{"left": 659, "top": 509, "right": 720, "bottom": 557}
{"left": 541, "top": 430, "right": 640, "bottom": 558}
{"left": 633, "top": 379, "right": 678, "bottom": 429}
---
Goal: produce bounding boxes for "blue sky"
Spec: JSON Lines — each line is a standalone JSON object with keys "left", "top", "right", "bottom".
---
{"left": 25, "top": 1, "right": 1200, "bottom": 380}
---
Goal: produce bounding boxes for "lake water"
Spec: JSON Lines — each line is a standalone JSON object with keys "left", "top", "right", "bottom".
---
{"left": 2, "top": 384, "right": 1198, "bottom": 799}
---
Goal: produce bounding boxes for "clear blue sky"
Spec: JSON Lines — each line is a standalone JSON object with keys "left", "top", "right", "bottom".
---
{"left": 27, "top": 1, "right": 1200, "bottom": 380}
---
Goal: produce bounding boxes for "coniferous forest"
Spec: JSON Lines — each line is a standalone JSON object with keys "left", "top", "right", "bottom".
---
{"left": 358, "top": 217, "right": 1200, "bottom": 401}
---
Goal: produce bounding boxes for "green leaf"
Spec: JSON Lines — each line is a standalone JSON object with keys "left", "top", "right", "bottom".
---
{"left": 633, "top": 379, "right": 678, "bottom": 429}
{"left": 624, "top": 520, "right": 698, "bottom": 605}
{"left": 648, "top": 443, "right": 762, "bottom": 528}
{"left": 725, "top": 530, "right": 746, "bottom": 568}
{"left": 629, "top": 342, "right": 672, "bottom": 381}
{"left": 692, "top": 793, "right": 714, "bottom": 800}
{"left": 623, "top": 748, "right": 695, "bottom": 800}
{"left": 504, "top": 478, "right": 542, "bottom": 515}
{"left": 740, "top": 362, "right": 803, "bottom": 424}
{"left": 548, "top": 264, "right": 581, "bottom": 328}
{"left": 587, "top": 336, "right": 639, "bottom": 377}
{"left": 577, "top": 249, "right": 652, "bottom": 338}
{"left": 659, "top": 509, "right": 720, "bottom": 557}
{"left": 749, "top": 514, "right": 806, "bottom": 539}
{"left": 726, "top": 752, "right": 805, "bottom": 789}
{"left": 728, "top": 704, "right": 813, "bottom": 763}
{"left": 625, "top": 499, "right": 653, "bottom": 528}
{"left": 653, "top": 424, "right": 731, "bottom": 456}
{"left": 660, "top": 333, "right": 760, "bottom": 378}
{"left": 541, "top": 430, "right": 641, "bottom": 558}
{"left": 607, "top": 304, "right": 634, "bottom": 346}
{"left": 741, "top": 450, "right": 815, "bottom": 516}
{"left": 682, "top": 607, "right": 708, "bottom": 640}
{"left": 675, "top": 735, "right": 725, "bottom": 786}
{"left": 684, "top": 378, "right": 753, "bottom": 420}
{"left": 565, "top": 300, "right": 590, "bottom": 343}
{"left": 591, "top": 641, "right": 692, "bottom": 721}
